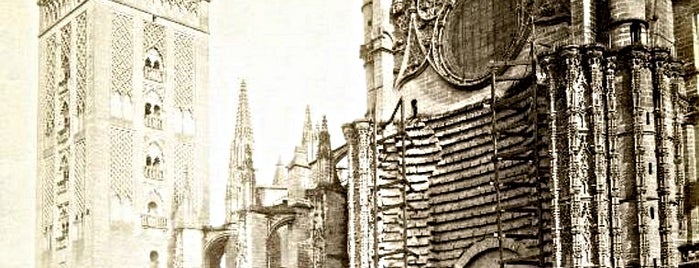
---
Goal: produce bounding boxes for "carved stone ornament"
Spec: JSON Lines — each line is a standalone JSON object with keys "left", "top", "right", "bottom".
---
{"left": 391, "top": 0, "right": 532, "bottom": 88}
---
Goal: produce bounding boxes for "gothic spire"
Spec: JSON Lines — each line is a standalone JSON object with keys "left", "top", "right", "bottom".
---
{"left": 230, "top": 80, "right": 253, "bottom": 169}
{"left": 226, "top": 80, "right": 256, "bottom": 223}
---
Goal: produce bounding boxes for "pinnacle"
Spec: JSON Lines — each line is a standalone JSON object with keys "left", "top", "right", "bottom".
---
{"left": 301, "top": 104, "right": 313, "bottom": 147}
{"left": 321, "top": 115, "right": 328, "bottom": 132}
{"left": 272, "top": 155, "right": 286, "bottom": 186}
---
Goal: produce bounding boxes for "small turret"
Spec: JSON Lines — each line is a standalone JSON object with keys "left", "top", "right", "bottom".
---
{"left": 272, "top": 156, "right": 286, "bottom": 187}
{"left": 287, "top": 146, "right": 310, "bottom": 203}
{"left": 607, "top": 0, "right": 647, "bottom": 49}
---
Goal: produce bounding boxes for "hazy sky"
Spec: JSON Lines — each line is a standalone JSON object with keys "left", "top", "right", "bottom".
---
{"left": 0, "top": 0, "right": 366, "bottom": 266}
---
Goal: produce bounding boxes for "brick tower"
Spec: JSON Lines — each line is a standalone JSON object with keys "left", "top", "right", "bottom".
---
{"left": 35, "top": 0, "right": 210, "bottom": 267}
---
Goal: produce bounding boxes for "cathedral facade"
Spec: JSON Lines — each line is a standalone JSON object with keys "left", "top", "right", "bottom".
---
{"left": 344, "top": 0, "right": 699, "bottom": 267}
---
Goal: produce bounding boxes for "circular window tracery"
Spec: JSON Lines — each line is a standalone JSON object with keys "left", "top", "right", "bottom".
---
{"left": 435, "top": 0, "right": 530, "bottom": 86}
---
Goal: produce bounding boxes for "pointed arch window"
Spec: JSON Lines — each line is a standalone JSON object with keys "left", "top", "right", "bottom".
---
{"left": 144, "top": 142, "right": 164, "bottom": 180}
{"left": 144, "top": 48, "right": 165, "bottom": 82}
{"left": 144, "top": 90, "right": 164, "bottom": 129}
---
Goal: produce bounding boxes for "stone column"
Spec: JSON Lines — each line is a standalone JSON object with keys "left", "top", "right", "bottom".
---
{"left": 651, "top": 48, "right": 679, "bottom": 267}
{"left": 343, "top": 120, "right": 375, "bottom": 268}
{"left": 587, "top": 45, "right": 612, "bottom": 268}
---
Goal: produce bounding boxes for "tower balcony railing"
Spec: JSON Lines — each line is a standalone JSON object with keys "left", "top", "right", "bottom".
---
{"left": 144, "top": 67, "right": 165, "bottom": 83}
{"left": 56, "top": 127, "right": 69, "bottom": 144}
{"left": 141, "top": 214, "right": 168, "bottom": 229}
{"left": 144, "top": 114, "right": 163, "bottom": 130}
{"left": 144, "top": 166, "right": 163, "bottom": 180}
{"left": 56, "top": 179, "right": 68, "bottom": 194}
{"left": 55, "top": 235, "right": 67, "bottom": 250}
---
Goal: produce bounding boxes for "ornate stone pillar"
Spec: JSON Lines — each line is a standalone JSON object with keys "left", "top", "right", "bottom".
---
{"left": 542, "top": 53, "right": 562, "bottom": 268}
{"left": 587, "top": 45, "right": 612, "bottom": 268}
{"left": 628, "top": 47, "right": 653, "bottom": 267}
{"left": 668, "top": 60, "right": 687, "bottom": 264}
{"left": 604, "top": 55, "right": 623, "bottom": 267}
{"left": 343, "top": 121, "right": 376, "bottom": 268}
{"left": 558, "top": 45, "right": 594, "bottom": 268}
{"left": 651, "top": 48, "right": 679, "bottom": 267}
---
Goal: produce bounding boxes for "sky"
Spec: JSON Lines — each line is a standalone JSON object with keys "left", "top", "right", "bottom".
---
{"left": 0, "top": 0, "right": 366, "bottom": 267}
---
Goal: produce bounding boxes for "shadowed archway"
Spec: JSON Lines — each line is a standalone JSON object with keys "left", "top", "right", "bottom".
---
{"left": 204, "top": 233, "right": 237, "bottom": 268}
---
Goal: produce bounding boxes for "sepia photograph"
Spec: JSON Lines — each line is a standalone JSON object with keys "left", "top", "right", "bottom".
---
{"left": 2, "top": 0, "right": 699, "bottom": 267}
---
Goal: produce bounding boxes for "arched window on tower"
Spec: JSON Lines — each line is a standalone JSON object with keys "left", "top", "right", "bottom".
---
{"left": 147, "top": 201, "right": 158, "bottom": 215}
{"left": 59, "top": 53, "right": 70, "bottom": 89}
{"left": 630, "top": 22, "right": 642, "bottom": 45}
{"left": 141, "top": 190, "right": 167, "bottom": 229}
{"left": 144, "top": 91, "right": 164, "bottom": 129}
{"left": 144, "top": 142, "right": 164, "bottom": 180}
{"left": 144, "top": 48, "right": 164, "bottom": 82}
{"left": 150, "top": 250, "right": 160, "bottom": 268}
{"left": 58, "top": 102, "right": 70, "bottom": 141}
{"left": 58, "top": 156, "right": 69, "bottom": 194}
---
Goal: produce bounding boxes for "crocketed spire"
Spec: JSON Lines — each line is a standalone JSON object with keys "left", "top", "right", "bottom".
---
{"left": 230, "top": 80, "right": 253, "bottom": 169}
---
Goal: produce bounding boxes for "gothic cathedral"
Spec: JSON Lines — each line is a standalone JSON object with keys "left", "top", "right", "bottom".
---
{"left": 36, "top": 0, "right": 211, "bottom": 267}
{"left": 35, "top": 0, "right": 699, "bottom": 268}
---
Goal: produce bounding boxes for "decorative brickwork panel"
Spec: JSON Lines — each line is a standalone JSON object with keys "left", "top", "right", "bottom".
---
{"left": 111, "top": 13, "right": 133, "bottom": 96}
{"left": 41, "top": 154, "right": 55, "bottom": 231}
{"left": 43, "top": 34, "right": 57, "bottom": 136}
{"left": 144, "top": 21, "right": 166, "bottom": 54}
{"left": 75, "top": 12, "right": 88, "bottom": 116}
{"left": 109, "top": 127, "right": 134, "bottom": 200}
{"left": 174, "top": 143, "right": 194, "bottom": 205}
{"left": 74, "top": 138, "right": 86, "bottom": 215}
{"left": 173, "top": 32, "right": 194, "bottom": 111}
{"left": 162, "top": 0, "right": 200, "bottom": 14}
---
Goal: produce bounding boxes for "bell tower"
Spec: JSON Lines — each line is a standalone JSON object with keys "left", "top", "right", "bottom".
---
{"left": 35, "top": 0, "right": 210, "bottom": 267}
